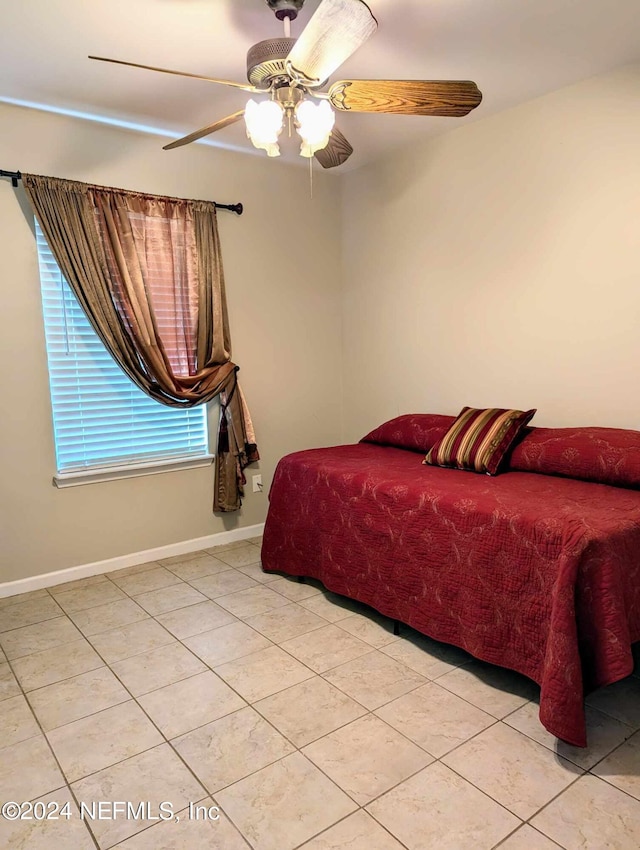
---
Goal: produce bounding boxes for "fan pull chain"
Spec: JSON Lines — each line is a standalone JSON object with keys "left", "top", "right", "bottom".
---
{"left": 309, "top": 155, "right": 313, "bottom": 200}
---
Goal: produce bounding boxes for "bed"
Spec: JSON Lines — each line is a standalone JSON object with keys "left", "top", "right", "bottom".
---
{"left": 261, "top": 413, "right": 640, "bottom": 746}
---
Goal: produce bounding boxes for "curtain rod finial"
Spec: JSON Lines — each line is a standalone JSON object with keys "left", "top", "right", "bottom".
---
{"left": 215, "top": 201, "right": 243, "bottom": 215}
{"left": 0, "top": 168, "right": 21, "bottom": 187}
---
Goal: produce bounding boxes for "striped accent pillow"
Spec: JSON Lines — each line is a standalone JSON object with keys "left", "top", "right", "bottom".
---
{"left": 424, "top": 407, "right": 536, "bottom": 475}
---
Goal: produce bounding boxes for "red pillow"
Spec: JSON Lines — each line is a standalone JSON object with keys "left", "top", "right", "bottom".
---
{"left": 361, "top": 413, "right": 456, "bottom": 454}
{"left": 509, "top": 426, "right": 640, "bottom": 488}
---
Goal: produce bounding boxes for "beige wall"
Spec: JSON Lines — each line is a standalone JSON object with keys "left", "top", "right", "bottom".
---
{"left": 0, "top": 102, "right": 343, "bottom": 582}
{"left": 341, "top": 65, "right": 640, "bottom": 441}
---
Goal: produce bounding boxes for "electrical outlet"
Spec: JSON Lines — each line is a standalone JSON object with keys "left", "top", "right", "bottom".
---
{"left": 252, "top": 474, "right": 263, "bottom": 493}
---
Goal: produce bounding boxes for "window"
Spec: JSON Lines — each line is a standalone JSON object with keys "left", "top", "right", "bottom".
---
{"left": 36, "top": 222, "right": 211, "bottom": 486}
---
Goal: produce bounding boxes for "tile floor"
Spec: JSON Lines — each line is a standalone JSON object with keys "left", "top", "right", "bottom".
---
{"left": 1, "top": 538, "right": 640, "bottom": 849}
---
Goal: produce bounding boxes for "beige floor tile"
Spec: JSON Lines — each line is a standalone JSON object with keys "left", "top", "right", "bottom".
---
{"left": 214, "top": 645, "right": 314, "bottom": 702}
{"left": 12, "top": 638, "right": 103, "bottom": 691}
{"left": 255, "top": 676, "right": 367, "bottom": 747}
{"left": 247, "top": 536, "right": 263, "bottom": 546}
{"left": 156, "top": 600, "right": 237, "bottom": 639}
{"left": 157, "top": 550, "right": 208, "bottom": 566}
{"left": 0, "top": 661, "right": 21, "bottom": 701}
{"left": 381, "top": 631, "right": 471, "bottom": 679}
{"left": 111, "top": 642, "right": 205, "bottom": 696}
{"left": 112, "top": 796, "right": 250, "bottom": 849}
{"left": 489, "top": 824, "right": 559, "bottom": 850}
{"left": 184, "top": 621, "right": 272, "bottom": 667}
{"left": 281, "top": 624, "right": 373, "bottom": 673}
{"left": 531, "top": 773, "right": 640, "bottom": 849}
{"left": 215, "top": 585, "right": 291, "bottom": 619}
{"left": 47, "top": 699, "right": 163, "bottom": 782}
{"left": 138, "top": 670, "right": 245, "bottom": 738}
{"left": 0, "top": 588, "right": 49, "bottom": 611}
{"left": 173, "top": 706, "right": 295, "bottom": 793}
{"left": 190, "top": 569, "right": 258, "bottom": 599}
{"left": 72, "top": 743, "right": 206, "bottom": 848}
{"left": 53, "top": 581, "right": 126, "bottom": 613}
{"left": 0, "top": 735, "right": 66, "bottom": 803}
{"left": 111, "top": 566, "right": 182, "bottom": 596}
{"left": 300, "top": 592, "right": 367, "bottom": 623}
{"left": 367, "top": 761, "right": 519, "bottom": 850}
{"left": 323, "top": 651, "right": 427, "bottom": 710}
{"left": 49, "top": 573, "right": 110, "bottom": 595}
{"left": 0, "top": 693, "right": 40, "bottom": 748}
{"left": 108, "top": 560, "right": 161, "bottom": 580}
{"left": 442, "top": 722, "right": 581, "bottom": 819}
{"left": 586, "top": 676, "right": 640, "bottom": 729}
{"left": 89, "top": 618, "right": 176, "bottom": 664}
{"left": 0, "top": 615, "right": 81, "bottom": 660}
{"left": 505, "top": 701, "right": 634, "bottom": 769}
{"left": 216, "top": 752, "right": 357, "bottom": 850}
{"left": 593, "top": 730, "right": 640, "bottom": 801}
{"left": 0, "top": 787, "right": 95, "bottom": 850}
{"left": 245, "top": 602, "right": 327, "bottom": 644}
{"left": 302, "top": 714, "right": 432, "bottom": 805}
{"left": 236, "top": 562, "right": 281, "bottom": 584}
{"left": 206, "top": 540, "right": 252, "bottom": 555}
{"left": 164, "top": 554, "right": 230, "bottom": 582}
{"left": 21, "top": 559, "right": 640, "bottom": 850}
{"left": 299, "top": 810, "right": 406, "bottom": 850}
{"left": 266, "top": 576, "right": 323, "bottom": 602}
{"left": 375, "top": 681, "right": 495, "bottom": 757}
{"left": 0, "top": 595, "right": 63, "bottom": 631}
{"left": 213, "top": 544, "right": 262, "bottom": 568}
{"left": 27, "top": 666, "right": 130, "bottom": 731}
{"left": 133, "top": 582, "right": 207, "bottom": 616}
{"left": 70, "top": 597, "right": 148, "bottom": 636}
{"left": 337, "top": 611, "right": 400, "bottom": 648}
{"left": 436, "top": 661, "right": 539, "bottom": 718}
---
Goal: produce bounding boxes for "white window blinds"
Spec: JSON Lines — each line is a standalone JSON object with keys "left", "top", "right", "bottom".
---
{"left": 36, "top": 221, "right": 209, "bottom": 474}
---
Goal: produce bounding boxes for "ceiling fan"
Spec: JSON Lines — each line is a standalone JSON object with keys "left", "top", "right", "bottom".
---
{"left": 89, "top": 0, "right": 482, "bottom": 169}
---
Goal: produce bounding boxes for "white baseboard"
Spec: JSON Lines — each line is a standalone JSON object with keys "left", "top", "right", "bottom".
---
{"left": 0, "top": 523, "right": 265, "bottom": 599}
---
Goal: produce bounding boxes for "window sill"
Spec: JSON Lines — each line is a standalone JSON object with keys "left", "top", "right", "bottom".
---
{"left": 53, "top": 455, "right": 214, "bottom": 488}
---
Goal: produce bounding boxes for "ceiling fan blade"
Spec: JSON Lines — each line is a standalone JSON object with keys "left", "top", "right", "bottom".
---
{"left": 163, "top": 110, "right": 246, "bottom": 150}
{"left": 314, "top": 127, "right": 353, "bottom": 169}
{"left": 328, "top": 79, "right": 483, "bottom": 116}
{"left": 286, "top": 0, "right": 377, "bottom": 85}
{"left": 89, "top": 56, "right": 259, "bottom": 92}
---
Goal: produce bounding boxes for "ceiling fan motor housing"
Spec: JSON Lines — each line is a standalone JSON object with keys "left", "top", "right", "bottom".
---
{"left": 265, "top": 0, "right": 305, "bottom": 21}
{"left": 247, "top": 37, "right": 297, "bottom": 87}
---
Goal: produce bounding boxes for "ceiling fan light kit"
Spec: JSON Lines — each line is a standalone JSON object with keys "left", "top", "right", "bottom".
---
{"left": 90, "top": 0, "right": 483, "bottom": 169}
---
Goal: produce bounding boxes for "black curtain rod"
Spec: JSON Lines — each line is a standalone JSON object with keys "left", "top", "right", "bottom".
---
{"left": 0, "top": 170, "right": 243, "bottom": 215}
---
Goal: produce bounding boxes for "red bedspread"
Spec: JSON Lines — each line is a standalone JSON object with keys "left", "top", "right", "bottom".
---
{"left": 261, "top": 443, "right": 640, "bottom": 746}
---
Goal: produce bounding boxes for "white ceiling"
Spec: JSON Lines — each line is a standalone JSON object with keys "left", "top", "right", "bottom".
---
{"left": 1, "top": 0, "right": 638, "bottom": 172}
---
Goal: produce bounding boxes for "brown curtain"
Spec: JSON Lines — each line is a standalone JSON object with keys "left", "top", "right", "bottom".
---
{"left": 23, "top": 173, "right": 258, "bottom": 512}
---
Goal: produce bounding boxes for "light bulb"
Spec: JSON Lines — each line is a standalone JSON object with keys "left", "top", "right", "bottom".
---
{"left": 245, "top": 99, "right": 285, "bottom": 157}
{"left": 295, "top": 99, "right": 335, "bottom": 158}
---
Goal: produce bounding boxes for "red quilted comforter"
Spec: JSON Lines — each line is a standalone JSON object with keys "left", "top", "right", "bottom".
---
{"left": 261, "top": 443, "right": 640, "bottom": 746}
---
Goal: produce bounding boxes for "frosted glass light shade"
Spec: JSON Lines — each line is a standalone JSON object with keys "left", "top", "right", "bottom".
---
{"left": 296, "top": 99, "right": 335, "bottom": 158}
{"left": 245, "top": 99, "right": 284, "bottom": 157}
